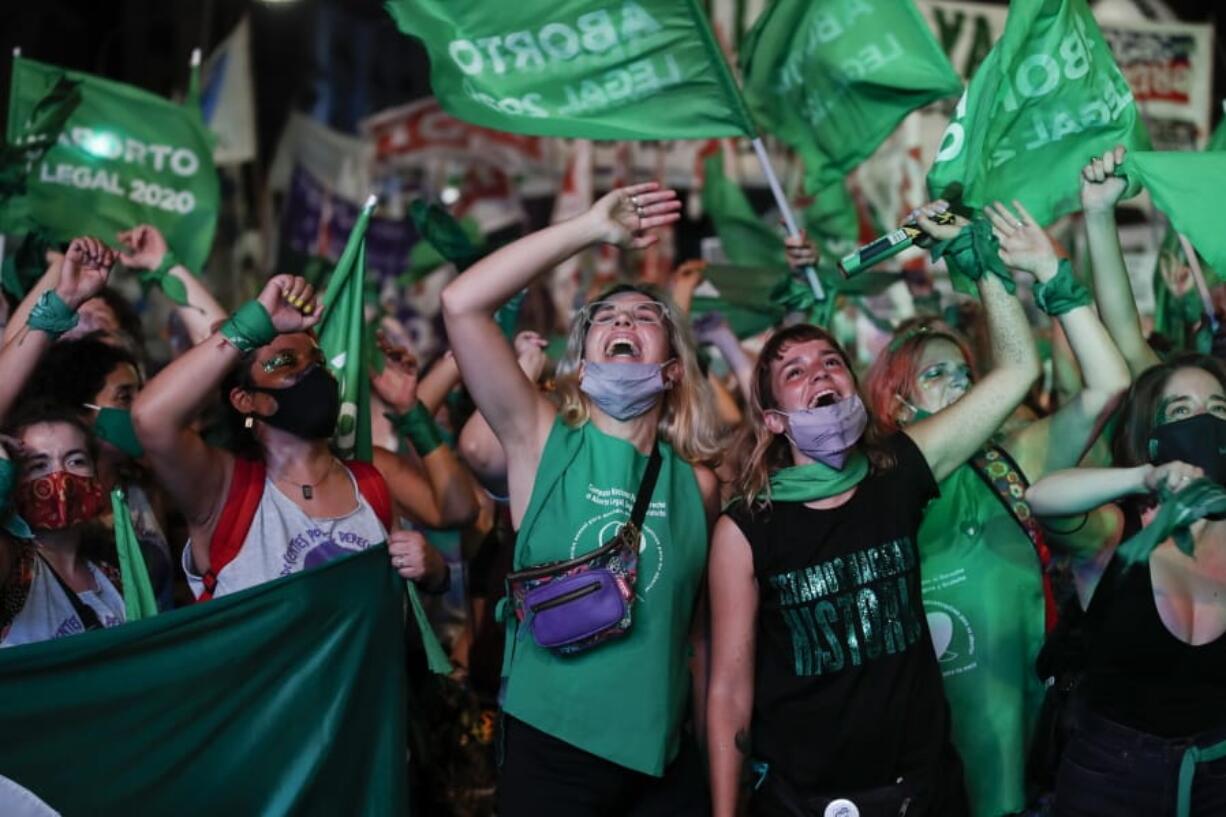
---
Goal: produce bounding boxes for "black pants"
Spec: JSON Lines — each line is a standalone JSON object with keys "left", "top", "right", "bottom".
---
{"left": 1055, "top": 705, "right": 1226, "bottom": 817}
{"left": 497, "top": 715, "right": 710, "bottom": 817}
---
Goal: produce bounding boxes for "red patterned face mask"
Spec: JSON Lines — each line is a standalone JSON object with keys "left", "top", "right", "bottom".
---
{"left": 16, "top": 471, "right": 106, "bottom": 531}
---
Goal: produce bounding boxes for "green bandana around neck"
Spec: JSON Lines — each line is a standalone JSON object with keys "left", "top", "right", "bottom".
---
{"left": 764, "top": 450, "right": 870, "bottom": 503}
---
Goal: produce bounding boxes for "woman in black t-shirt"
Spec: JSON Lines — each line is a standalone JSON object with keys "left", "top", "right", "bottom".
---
{"left": 706, "top": 204, "right": 1042, "bottom": 817}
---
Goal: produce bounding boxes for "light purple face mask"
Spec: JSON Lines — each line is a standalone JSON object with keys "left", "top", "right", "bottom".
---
{"left": 773, "top": 394, "right": 869, "bottom": 469}
{"left": 580, "top": 360, "right": 668, "bottom": 421}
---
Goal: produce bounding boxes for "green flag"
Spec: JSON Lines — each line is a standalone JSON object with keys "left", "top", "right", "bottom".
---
{"left": 1129, "top": 152, "right": 1226, "bottom": 275}
{"left": 318, "top": 197, "right": 376, "bottom": 463}
{"left": 927, "top": 0, "right": 1149, "bottom": 225}
{"left": 0, "top": 548, "right": 408, "bottom": 816}
{"left": 4, "top": 57, "right": 219, "bottom": 275}
{"left": 701, "top": 153, "right": 787, "bottom": 269}
{"left": 741, "top": 0, "right": 961, "bottom": 193}
{"left": 384, "top": 0, "right": 756, "bottom": 140}
{"left": 110, "top": 488, "right": 158, "bottom": 622}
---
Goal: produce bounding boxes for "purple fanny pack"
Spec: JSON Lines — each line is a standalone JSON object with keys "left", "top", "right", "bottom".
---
{"left": 506, "top": 444, "right": 661, "bottom": 657}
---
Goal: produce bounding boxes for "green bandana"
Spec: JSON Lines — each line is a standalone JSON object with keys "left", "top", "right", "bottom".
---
{"left": 1117, "top": 478, "right": 1226, "bottom": 567}
{"left": 0, "top": 459, "right": 33, "bottom": 540}
{"left": 27, "top": 289, "right": 79, "bottom": 338}
{"left": 764, "top": 451, "right": 870, "bottom": 503}
{"left": 1033, "top": 259, "right": 1092, "bottom": 317}
{"left": 929, "top": 219, "right": 1015, "bottom": 297}
{"left": 136, "top": 249, "right": 190, "bottom": 307}
{"left": 220, "top": 300, "right": 277, "bottom": 354}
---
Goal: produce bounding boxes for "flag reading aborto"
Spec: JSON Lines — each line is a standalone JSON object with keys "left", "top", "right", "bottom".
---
{"left": 927, "top": 0, "right": 1149, "bottom": 225}
{"left": 385, "top": 0, "right": 826, "bottom": 299}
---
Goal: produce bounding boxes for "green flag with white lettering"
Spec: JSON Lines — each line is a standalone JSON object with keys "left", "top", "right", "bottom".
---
{"left": 927, "top": 0, "right": 1149, "bottom": 225}
{"left": 318, "top": 198, "right": 376, "bottom": 463}
{"left": 383, "top": 0, "right": 756, "bottom": 140}
{"left": 741, "top": 0, "right": 961, "bottom": 194}
{"left": 4, "top": 57, "right": 219, "bottom": 274}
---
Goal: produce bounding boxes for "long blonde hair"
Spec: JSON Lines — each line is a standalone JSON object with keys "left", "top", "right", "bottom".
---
{"left": 554, "top": 284, "right": 722, "bottom": 466}
{"left": 735, "top": 323, "right": 895, "bottom": 507}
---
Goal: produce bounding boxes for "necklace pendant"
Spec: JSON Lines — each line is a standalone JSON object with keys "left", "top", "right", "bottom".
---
{"left": 302, "top": 485, "right": 313, "bottom": 500}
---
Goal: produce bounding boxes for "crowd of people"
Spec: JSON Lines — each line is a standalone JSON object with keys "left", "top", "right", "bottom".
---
{"left": 1, "top": 143, "right": 1224, "bottom": 817}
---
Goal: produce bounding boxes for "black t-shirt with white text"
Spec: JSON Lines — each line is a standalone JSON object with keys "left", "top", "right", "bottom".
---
{"left": 727, "top": 433, "right": 966, "bottom": 812}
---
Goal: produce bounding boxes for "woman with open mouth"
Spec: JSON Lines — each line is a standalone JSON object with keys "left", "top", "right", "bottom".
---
{"left": 440, "top": 181, "right": 721, "bottom": 817}
{"left": 706, "top": 202, "right": 1045, "bottom": 817}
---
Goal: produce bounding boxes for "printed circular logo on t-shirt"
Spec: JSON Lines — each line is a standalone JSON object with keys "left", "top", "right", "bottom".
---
{"left": 569, "top": 508, "right": 665, "bottom": 596}
{"left": 925, "top": 600, "right": 977, "bottom": 677}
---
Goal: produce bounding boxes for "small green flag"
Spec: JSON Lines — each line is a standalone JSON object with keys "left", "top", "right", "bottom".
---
{"left": 741, "top": 0, "right": 961, "bottom": 193}
{"left": 110, "top": 488, "right": 158, "bottom": 622}
{"left": 1129, "top": 152, "right": 1226, "bottom": 275}
{"left": 4, "top": 57, "right": 220, "bottom": 277}
{"left": 700, "top": 153, "right": 787, "bottom": 269}
{"left": 927, "top": 0, "right": 1149, "bottom": 225}
{"left": 384, "top": 0, "right": 756, "bottom": 140}
{"left": 318, "top": 197, "right": 377, "bottom": 463}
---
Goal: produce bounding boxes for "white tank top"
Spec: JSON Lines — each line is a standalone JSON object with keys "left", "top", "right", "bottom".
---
{"left": 1, "top": 558, "right": 125, "bottom": 648}
{"left": 183, "top": 467, "right": 388, "bottom": 599}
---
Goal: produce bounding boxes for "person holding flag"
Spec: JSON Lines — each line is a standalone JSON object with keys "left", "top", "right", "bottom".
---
{"left": 128, "top": 273, "right": 449, "bottom": 599}
{"left": 439, "top": 181, "right": 720, "bottom": 816}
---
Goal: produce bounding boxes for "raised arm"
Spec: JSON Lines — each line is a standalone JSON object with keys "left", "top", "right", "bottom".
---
{"left": 117, "top": 224, "right": 227, "bottom": 345}
{"left": 905, "top": 203, "right": 1041, "bottom": 481}
{"left": 0, "top": 238, "right": 113, "bottom": 424}
{"left": 987, "top": 204, "right": 1130, "bottom": 478}
{"left": 706, "top": 515, "right": 757, "bottom": 817}
{"left": 131, "top": 275, "right": 321, "bottom": 535}
{"left": 1026, "top": 460, "right": 1202, "bottom": 517}
{"left": 1082, "top": 146, "right": 1160, "bottom": 376}
{"left": 440, "top": 182, "right": 681, "bottom": 501}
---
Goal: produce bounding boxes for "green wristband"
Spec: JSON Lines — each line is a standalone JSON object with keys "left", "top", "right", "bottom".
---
{"left": 137, "top": 249, "right": 191, "bottom": 307}
{"left": 1034, "top": 259, "right": 1093, "bottom": 317}
{"left": 0, "top": 459, "right": 33, "bottom": 540}
{"left": 220, "top": 300, "right": 278, "bottom": 354}
{"left": 387, "top": 403, "right": 444, "bottom": 457}
{"left": 27, "top": 289, "right": 79, "bottom": 338}
{"left": 930, "top": 218, "right": 1016, "bottom": 297}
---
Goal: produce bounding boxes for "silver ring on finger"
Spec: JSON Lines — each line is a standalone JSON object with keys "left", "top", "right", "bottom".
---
{"left": 636, "top": 206, "right": 645, "bottom": 218}
{"left": 630, "top": 195, "right": 639, "bottom": 207}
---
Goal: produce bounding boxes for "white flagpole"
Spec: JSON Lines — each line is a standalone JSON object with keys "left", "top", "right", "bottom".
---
{"left": 749, "top": 136, "right": 824, "bottom": 301}
{"left": 1178, "top": 233, "right": 1219, "bottom": 333}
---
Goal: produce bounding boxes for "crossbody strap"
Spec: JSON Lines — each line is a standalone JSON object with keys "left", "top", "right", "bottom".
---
{"left": 627, "top": 443, "right": 664, "bottom": 532}
{"left": 37, "top": 553, "right": 104, "bottom": 631}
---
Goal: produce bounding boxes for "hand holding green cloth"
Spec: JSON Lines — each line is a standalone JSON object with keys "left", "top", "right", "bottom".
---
{"left": 110, "top": 488, "right": 158, "bottom": 622}
{"left": 762, "top": 451, "right": 869, "bottom": 503}
{"left": 1116, "top": 478, "right": 1226, "bottom": 567}
{"left": 929, "top": 218, "right": 1015, "bottom": 296}
{"left": 927, "top": 0, "right": 1149, "bottom": 226}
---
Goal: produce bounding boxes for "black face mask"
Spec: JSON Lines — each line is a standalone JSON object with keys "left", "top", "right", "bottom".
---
{"left": 1148, "top": 413, "right": 1226, "bottom": 487}
{"left": 250, "top": 365, "right": 341, "bottom": 440}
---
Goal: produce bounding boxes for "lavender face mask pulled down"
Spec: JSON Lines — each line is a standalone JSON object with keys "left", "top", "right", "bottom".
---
{"left": 580, "top": 361, "right": 667, "bottom": 421}
{"left": 776, "top": 394, "right": 869, "bottom": 469}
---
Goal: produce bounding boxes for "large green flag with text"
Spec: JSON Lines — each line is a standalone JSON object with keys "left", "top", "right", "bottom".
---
{"left": 4, "top": 57, "right": 219, "bottom": 273}
{"left": 384, "top": 0, "right": 756, "bottom": 140}
{"left": 0, "top": 548, "right": 408, "bottom": 816}
{"left": 741, "top": 0, "right": 961, "bottom": 193}
{"left": 927, "top": 0, "right": 1149, "bottom": 225}
{"left": 319, "top": 198, "right": 376, "bottom": 463}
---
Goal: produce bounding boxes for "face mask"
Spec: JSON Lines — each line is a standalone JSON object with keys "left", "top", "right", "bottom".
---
{"left": 773, "top": 393, "right": 869, "bottom": 470}
{"left": 16, "top": 471, "right": 106, "bottom": 531}
{"left": 1149, "top": 413, "right": 1226, "bottom": 487}
{"left": 251, "top": 365, "right": 341, "bottom": 440}
{"left": 86, "top": 405, "right": 145, "bottom": 459}
{"left": 580, "top": 361, "right": 669, "bottom": 421}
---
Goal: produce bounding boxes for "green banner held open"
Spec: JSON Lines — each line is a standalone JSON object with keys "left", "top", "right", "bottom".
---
{"left": 927, "top": 0, "right": 1149, "bottom": 225}
{"left": 384, "top": 0, "right": 756, "bottom": 140}
{"left": 4, "top": 57, "right": 219, "bottom": 275}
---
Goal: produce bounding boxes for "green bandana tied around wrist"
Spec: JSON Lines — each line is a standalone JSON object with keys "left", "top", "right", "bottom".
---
{"left": 1034, "top": 259, "right": 1093, "bottom": 317}
{"left": 220, "top": 300, "right": 278, "bottom": 354}
{"left": 762, "top": 451, "right": 870, "bottom": 503}
{"left": 136, "top": 250, "right": 190, "bottom": 307}
{"left": 27, "top": 289, "right": 79, "bottom": 338}
{"left": 387, "top": 403, "right": 444, "bottom": 457}
{"left": 0, "top": 459, "right": 33, "bottom": 540}
{"left": 929, "top": 219, "right": 1015, "bottom": 297}
{"left": 1116, "top": 478, "right": 1226, "bottom": 568}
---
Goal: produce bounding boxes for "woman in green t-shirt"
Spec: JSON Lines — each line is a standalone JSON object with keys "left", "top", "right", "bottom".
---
{"left": 441, "top": 182, "right": 721, "bottom": 817}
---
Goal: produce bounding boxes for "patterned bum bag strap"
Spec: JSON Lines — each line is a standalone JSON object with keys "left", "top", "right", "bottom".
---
{"left": 969, "top": 446, "right": 1058, "bottom": 632}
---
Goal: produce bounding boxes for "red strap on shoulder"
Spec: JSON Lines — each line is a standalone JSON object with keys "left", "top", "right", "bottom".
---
{"left": 199, "top": 458, "right": 266, "bottom": 602}
{"left": 344, "top": 460, "right": 394, "bottom": 531}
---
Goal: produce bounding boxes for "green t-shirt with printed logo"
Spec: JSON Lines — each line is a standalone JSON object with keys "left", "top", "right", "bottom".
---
{"left": 502, "top": 417, "right": 707, "bottom": 776}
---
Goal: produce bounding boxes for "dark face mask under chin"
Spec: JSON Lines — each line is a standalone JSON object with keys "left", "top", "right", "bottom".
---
{"left": 250, "top": 365, "right": 341, "bottom": 440}
{"left": 1149, "top": 412, "right": 1226, "bottom": 489}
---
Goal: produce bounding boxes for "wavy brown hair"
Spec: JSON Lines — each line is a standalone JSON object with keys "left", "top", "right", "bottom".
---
{"left": 1112, "top": 353, "right": 1226, "bottom": 468}
{"left": 553, "top": 284, "right": 723, "bottom": 466}
{"left": 735, "top": 323, "right": 895, "bottom": 508}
